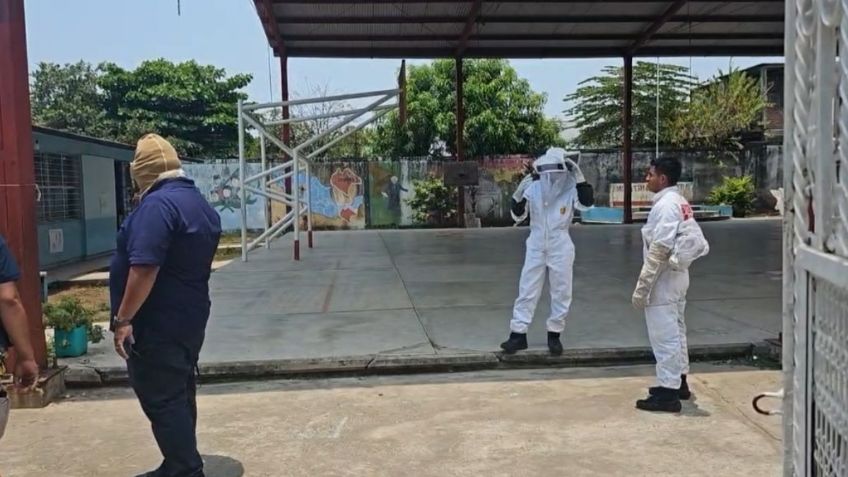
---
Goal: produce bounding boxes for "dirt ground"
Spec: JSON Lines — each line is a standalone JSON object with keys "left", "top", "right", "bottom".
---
{"left": 47, "top": 285, "right": 110, "bottom": 322}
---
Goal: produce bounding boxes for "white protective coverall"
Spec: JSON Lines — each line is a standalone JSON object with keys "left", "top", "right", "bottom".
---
{"left": 509, "top": 148, "right": 594, "bottom": 334}
{"left": 635, "top": 186, "right": 708, "bottom": 389}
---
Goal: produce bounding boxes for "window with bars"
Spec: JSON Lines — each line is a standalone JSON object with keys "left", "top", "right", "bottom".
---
{"left": 34, "top": 153, "right": 82, "bottom": 222}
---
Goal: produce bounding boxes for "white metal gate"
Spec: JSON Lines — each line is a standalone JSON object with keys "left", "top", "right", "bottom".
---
{"left": 784, "top": 0, "right": 848, "bottom": 475}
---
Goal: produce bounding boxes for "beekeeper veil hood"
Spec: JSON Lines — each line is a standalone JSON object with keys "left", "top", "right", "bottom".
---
{"left": 131, "top": 134, "right": 184, "bottom": 195}
{"left": 533, "top": 147, "right": 576, "bottom": 203}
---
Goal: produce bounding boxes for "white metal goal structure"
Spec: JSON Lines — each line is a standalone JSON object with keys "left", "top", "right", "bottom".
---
{"left": 236, "top": 82, "right": 403, "bottom": 261}
{"left": 784, "top": 0, "right": 848, "bottom": 475}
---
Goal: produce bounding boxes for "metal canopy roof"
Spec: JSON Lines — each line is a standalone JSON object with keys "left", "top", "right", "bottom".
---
{"left": 253, "top": 0, "right": 785, "bottom": 59}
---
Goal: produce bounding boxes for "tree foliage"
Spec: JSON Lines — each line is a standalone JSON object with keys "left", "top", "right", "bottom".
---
{"left": 30, "top": 59, "right": 252, "bottom": 158}
{"left": 30, "top": 61, "right": 107, "bottom": 137}
{"left": 670, "top": 69, "right": 768, "bottom": 161}
{"left": 373, "top": 59, "right": 563, "bottom": 159}
{"left": 244, "top": 82, "right": 377, "bottom": 161}
{"left": 564, "top": 62, "right": 695, "bottom": 148}
{"left": 98, "top": 60, "right": 252, "bottom": 157}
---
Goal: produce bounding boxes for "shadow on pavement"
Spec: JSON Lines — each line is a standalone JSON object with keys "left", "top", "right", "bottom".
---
{"left": 204, "top": 455, "right": 244, "bottom": 477}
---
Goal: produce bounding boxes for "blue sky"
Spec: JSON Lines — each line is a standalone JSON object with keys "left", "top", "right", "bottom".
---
{"left": 24, "top": 0, "right": 782, "bottom": 120}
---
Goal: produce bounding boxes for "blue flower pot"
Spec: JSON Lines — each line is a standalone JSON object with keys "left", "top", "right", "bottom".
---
{"left": 54, "top": 325, "right": 88, "bottom": 358}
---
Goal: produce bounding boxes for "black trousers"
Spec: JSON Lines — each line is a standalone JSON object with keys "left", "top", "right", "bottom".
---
{"left": 127, "top": 338, "right": 204, "bottom": 477}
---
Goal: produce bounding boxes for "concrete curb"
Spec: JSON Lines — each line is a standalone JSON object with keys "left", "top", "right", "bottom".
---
{"left": 57, "top": 260, "right": 234, "bottom": 287}
{"left": 65, "top": 342, "right": 763, "bottom": 388}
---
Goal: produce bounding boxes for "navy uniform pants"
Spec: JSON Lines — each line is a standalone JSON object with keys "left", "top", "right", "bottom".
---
{"left": 127, "top": 337, "right": 204, "bottom": 477}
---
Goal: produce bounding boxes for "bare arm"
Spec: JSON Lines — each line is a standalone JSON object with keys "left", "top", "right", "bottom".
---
{"left": 0, "top": 281, "right": 39, "bottom": 386}
{"left": 116, "top": 265, "right": 160, "bottom": 322}
{"left": 0, "top": 282, "right": 34, "bottom": 362}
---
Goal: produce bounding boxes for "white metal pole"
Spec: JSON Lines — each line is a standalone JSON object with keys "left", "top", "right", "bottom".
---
{"left": 781, "top": 2, "right": 797, "bottom": 470}
{"left": 260, "top": 135, "right": 270, "bottom": 249}
{"left": 238, "top": 99, "right": 248, "bottom": 262}
{"left": 292, "top": 151, "right": 301, "bottom": 260}
{"left": 242, "top": 88, "right": 400, "bottom": 111}
{"left": 306, "top": 162, "right": 314, "bottom": 249}
{"left": 656, "top": 57, "right": 660, "bottom": 159}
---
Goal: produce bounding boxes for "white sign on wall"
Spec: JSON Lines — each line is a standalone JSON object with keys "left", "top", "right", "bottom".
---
{"left": 48, "top": 229, "right": 64, "bottom": 254}
{"left": 609, "top": 182, "right": 694, "bottom": 207}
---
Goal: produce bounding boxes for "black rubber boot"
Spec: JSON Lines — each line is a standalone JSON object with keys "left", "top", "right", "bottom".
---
{"left": 649, "top": 374, "right": 692, "bottom": 400}
{"left": 500, "top": 332, "right": 528, "bottom": 354}
{"left": 547, "top": 332, "right": 563, "bottom": 356}
{"left": 636, "top": 387, "right": 682, "bottom": 413}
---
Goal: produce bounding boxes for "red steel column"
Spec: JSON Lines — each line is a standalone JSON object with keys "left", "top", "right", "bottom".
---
{"left": 0, "top": 0, "right": 47, "bottom": 367}
{"left": 455, "top": 58, "right": 466, "bottom": 227}
{"left": 279, "top": 56, "right": 303, "bottom": 257}
{"left": 622, "top": 55, "right": 634, "bottom": 224}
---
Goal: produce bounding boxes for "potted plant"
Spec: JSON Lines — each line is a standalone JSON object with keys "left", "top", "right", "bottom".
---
{"left": 43, "top": 297, "right": 104, "bottom": 358}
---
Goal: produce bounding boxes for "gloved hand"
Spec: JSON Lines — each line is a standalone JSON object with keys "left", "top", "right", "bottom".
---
{"left": 632, "top": 242, "right": 672, "bottom": 308}
{"left": 564, "top": 157, "right": 586, "bottom": 183}
{"left": 512, "top": 174, "right": 534, "bottom": 202}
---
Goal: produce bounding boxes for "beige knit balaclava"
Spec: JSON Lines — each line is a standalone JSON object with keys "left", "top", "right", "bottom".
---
{"left": 131, "top": 134, "right": 182, "bottom": 195}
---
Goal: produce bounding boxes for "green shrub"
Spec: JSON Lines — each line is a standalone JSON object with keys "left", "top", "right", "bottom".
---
{"left": 708, "top": 175, "right": 756, "bottom": 217}
{"left": 43, "top": 297, "right": 104, "bottom": 344}
{"left": 406, "top": 178, "right": 458, "bottom": 226}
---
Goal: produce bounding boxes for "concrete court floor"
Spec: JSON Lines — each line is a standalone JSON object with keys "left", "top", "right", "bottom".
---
{"left": 66, "top": 219, "right": 782, "bottom": 371}
{"left": 0, "top": 365, "right": 783, "bottom": 477}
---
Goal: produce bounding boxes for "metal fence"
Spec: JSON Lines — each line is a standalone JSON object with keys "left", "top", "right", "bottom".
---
{"left": 784, "top": 0, "right": 848, "bottom": 474}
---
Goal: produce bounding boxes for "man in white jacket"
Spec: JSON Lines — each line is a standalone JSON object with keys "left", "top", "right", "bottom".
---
{"left": 500, "top": 148, "right": 594, "bottom": 355}
{"left": 631, "top": 157, "right": 706, "bottom": 413}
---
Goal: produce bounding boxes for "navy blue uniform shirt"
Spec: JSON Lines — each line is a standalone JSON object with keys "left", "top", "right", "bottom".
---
{"left": 0, "top": 235, "right": 21, "bottom": 353}
{"left": 109, "top": 178, "right": 221, "bottom": 350}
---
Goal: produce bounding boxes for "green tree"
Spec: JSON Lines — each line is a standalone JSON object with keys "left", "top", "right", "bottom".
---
{"left": 373, "top": 59, "right": 562, "bottom": 159}
{"left": 98, "top": 59, "right": 252, "bottom": 157}
{"left": 671, "top": 69, "right": 768, "bottom": 162}
{"left": 30, "top": 61, "right": 107, "bottom": 137}
{"left": 30, "top": 59, "right": 252, "bottom": 158}
{"left": 565, "top": 62, "right": 695, "bottom": 148}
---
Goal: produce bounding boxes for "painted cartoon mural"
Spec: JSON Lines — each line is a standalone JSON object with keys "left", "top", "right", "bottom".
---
{"left": 470, "top": 157, "right": 527, "bottom": 226}
{"left": 184, "top": 162, "right": 266, "bottom": 231}
{"left": 184, "top": 158, "right": 531, "bottom": 232}
{"left": 296, "top": 163, "right": 367, "bottom": 230}
{"left": 369, "top": 162, "right": 405, "bottom": 227}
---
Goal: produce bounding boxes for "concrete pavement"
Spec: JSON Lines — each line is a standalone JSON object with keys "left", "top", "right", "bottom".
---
{"left": 0, "top": 365, "right": 783, "bottom": 477}
{"left": 61, "top": 220, "right": 782, "bottom": 384}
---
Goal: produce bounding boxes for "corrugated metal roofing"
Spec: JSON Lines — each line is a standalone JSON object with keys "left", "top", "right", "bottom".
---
{"left": 255, "top": 0, "right": 784, "bottom": 58}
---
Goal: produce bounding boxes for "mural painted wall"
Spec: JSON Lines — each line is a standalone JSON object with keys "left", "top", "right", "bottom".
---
{"left": 186, "top": 145, "right": 783, "bottom": 232}
{"left": 292, "top": 163, "right": 368, "bottom": 230}
{"left": 368, "top": 161, "right": 405, "bottom": 227}
{"left": 183, "top": 162, "right": 266, "bottom": 231}
{"left": 468, "top": 157, "right": 527, "bottom": 226}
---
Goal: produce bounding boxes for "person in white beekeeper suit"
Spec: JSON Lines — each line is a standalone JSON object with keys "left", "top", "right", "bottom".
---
{"left": 500, "top": 148, "right": 594, "bottom": 355}
{"left": 631, "top": 157, "right": 709, "bottom": 413}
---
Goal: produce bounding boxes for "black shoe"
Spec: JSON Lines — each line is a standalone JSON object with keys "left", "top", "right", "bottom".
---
{"left": 649, "top": 374, "right": 691, "bottom": 400}
{"left": 636, "top": 387, "right": 682, "bottom": 413}
{"left": 547, "top": 332, "right": 563, "bottom": 356}
{"left": 500, "top": 332, "right": 528, "bottom": 354}
{"left": 134, "top": 467, "right": 203, "bottom": 477}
